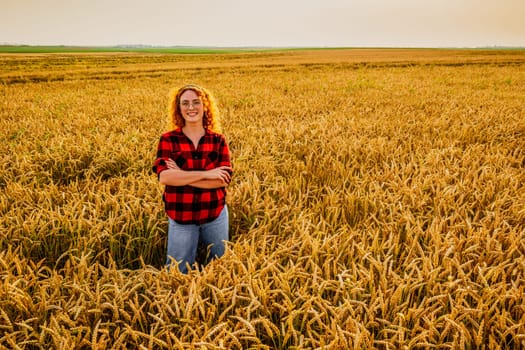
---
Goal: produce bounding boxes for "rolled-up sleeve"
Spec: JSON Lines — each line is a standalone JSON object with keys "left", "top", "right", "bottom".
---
{"left": 218, "top": 135, "right": 232, "bottom": 175}
{"left": 152, "top": 134, "right": 171, "bottom": 178}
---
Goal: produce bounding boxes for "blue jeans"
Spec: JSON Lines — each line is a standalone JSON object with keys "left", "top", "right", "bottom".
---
{"left": 166, "top": 206, "right": 229, "bottom": 274}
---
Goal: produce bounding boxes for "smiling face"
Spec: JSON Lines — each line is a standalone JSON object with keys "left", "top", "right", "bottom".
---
{"left": 169, "top": 84, "right": 220, "bottom": 132}
{"left": 178, "top": 89, "right": 204, "bottom": 127}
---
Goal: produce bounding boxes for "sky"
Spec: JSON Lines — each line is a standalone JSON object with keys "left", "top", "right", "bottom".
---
{"left": 1, "top": 0, "right": 524, "bottom": 48}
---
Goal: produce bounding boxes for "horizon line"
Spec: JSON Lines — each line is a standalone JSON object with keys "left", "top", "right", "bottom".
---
{"left": 1, "top": 43, "right": 525, "bottom": 49}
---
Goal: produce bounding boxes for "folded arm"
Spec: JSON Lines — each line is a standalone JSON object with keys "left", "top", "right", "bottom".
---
{"left": 190, "top": 179, "right": 229, "bottom": 189}
{"left": 159, "top": 159, "right": 232, "bottom": 188}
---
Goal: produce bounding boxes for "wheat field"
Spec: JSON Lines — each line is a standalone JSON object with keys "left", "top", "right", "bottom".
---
{"left": 1, "top": 48, "right": 524, "bottom": 349}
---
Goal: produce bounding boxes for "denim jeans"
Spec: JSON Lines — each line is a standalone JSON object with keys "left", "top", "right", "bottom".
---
{"left": 166, "top": 205, "right": 229, "bottom": 274}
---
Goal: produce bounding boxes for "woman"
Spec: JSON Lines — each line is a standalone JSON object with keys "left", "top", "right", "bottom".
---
{"left": 152, "top": 84, "right": 232, "bottom": 273}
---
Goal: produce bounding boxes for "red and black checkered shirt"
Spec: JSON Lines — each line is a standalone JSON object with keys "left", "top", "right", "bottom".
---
{"left": 152, "top": 128, "right": 232, "bottom": 225}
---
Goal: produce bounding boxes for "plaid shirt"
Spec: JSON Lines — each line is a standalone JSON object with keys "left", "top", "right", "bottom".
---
{"left": 152, "top": 128, "right": 232, "bottom": 225}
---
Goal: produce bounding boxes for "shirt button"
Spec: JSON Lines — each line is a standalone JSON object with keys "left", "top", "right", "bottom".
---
{"left": 193, "top": 154, "right": 199, "bottom": 160}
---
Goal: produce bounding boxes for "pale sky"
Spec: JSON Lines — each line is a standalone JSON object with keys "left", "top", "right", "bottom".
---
{"left": 1, "top": 0, "right": 524, "bottom": 47}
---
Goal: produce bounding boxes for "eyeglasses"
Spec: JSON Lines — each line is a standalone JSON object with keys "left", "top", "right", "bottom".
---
{"left": 180, "top": 100, "right": 202, "bottom": 109}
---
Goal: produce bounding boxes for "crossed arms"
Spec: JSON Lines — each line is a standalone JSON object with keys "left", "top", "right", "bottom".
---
{"left": 159, "top": 159, "right": 232, "bottom": 189}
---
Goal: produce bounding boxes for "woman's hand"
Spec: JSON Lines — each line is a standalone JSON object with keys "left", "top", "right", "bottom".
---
{"left": 167, "top": 159, "right": 179, "bottom": 170}
{"left": 203, "top": 166, "right": 232, "bottom": 184}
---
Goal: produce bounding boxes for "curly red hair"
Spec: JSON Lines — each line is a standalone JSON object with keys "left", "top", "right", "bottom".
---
{"left": 168, "top": 84, "right": 221, "bottom": 132}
